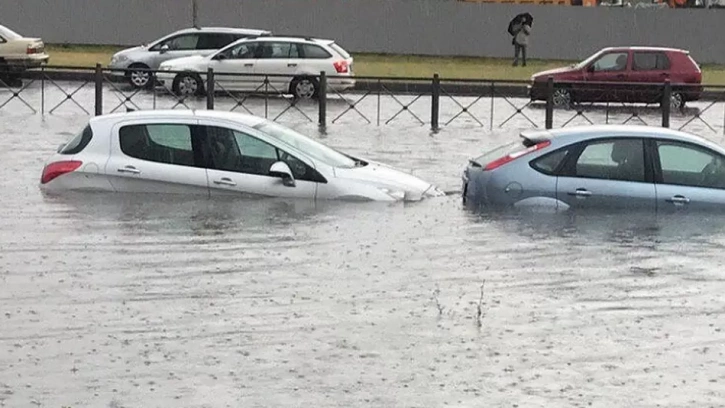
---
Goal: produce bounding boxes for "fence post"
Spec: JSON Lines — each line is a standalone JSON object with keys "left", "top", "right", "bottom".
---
{"left": 661, "top": 79, "right": 671, "bottom": 128}
{"left": 318, "top": 71, "right": 327, "bottom": 128}
{"left": 545, "top": 76, "right": 554, "bottom": 129}
{"left": 206, "top": 67, "right": 215, "bottom": 110}
{"left": 94, "top": 63, "right": 103, "bottom": 116}
{"left": 431, "top": 73, "right": 440, "bottom": 131}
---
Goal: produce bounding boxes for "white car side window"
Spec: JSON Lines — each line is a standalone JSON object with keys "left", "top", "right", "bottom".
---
{"left": 119, "top": 123, "right": 195, "bottom": 167}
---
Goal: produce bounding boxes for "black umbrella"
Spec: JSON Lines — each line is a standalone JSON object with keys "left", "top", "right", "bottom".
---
{"left": 507, "top": 12, "right": 533, "bottom": 36}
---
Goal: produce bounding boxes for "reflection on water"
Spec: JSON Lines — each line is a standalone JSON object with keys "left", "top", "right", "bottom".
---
{"left": 1, "top": 116, "right": 725, "bottom": 408}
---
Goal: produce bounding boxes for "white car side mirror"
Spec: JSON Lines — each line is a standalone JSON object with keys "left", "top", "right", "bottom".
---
{"left": 269, "top": 161, "right": 296, "bottom": 187}
{"left": 159, "top": 44, "right": 170, "bottom": 54}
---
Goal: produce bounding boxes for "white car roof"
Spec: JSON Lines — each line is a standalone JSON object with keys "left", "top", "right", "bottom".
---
{"left": 170, "top": 27, "right": 270, "bottom": 36}
{"left": 239, "top": 36, "right": 335, "bottom": 44}
{"left": 90, "top": 109, "right": 268, "bottom": 128}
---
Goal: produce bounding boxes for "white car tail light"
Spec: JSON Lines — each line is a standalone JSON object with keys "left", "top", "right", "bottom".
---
{"left": 41, "top": 160, "right": 82, "bottom": 184}
{"left": 333, "top": 60, "right": 349, "bottom": 74}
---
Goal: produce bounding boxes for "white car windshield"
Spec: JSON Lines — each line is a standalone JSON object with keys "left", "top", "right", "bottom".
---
{"left": 0, "top": 25, "right": 23, "bottom": 40}
{"left": 254, "top": 121, "right": 358, "bottom": 168}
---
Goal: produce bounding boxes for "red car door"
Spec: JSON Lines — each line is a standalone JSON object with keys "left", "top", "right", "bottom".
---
{"left": 580, "top": 50, "right": 631, "bottom": 103}
{"left": 627, "top": 51, "right": 671, "bottom": 104}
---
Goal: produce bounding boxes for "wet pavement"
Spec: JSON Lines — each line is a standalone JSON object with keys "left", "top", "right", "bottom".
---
{"left": 1, "top": 108, "right": 725, "bottom": 408}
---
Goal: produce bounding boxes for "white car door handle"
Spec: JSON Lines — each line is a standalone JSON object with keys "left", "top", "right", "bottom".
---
{"left": 287, "top": 63, "right": 297, "bottom": 67}
{"left": 568, "top": 189, "right": 592, "bottom": 197}
{"left": 666, "top": 195, "right": 690, "bottom": 204}
{"left": 117, "top": 166, "right": 141, "bottom": 174}
{"left": 213, "top": 177, "right": 236, "bottom": 186}
{"left": 244, "top": 63, "right": 254, "bottom": 67}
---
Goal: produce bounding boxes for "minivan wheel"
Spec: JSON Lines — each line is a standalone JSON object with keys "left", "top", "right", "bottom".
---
{"left": 290, "top": 76, "right": 318, "bottom": 100}
{"left": 172, "top": 73, "right": 204, "bottom": 97}
{"left": 128, "top": 64, "right": 152, "bottom": 89}
{"left": 552, "top": 88, "right": 572, "bottom": 108}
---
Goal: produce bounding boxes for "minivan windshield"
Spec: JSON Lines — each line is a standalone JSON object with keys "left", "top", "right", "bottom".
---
{"left": 254, "top": 121, "right": 358, "bottom": 168}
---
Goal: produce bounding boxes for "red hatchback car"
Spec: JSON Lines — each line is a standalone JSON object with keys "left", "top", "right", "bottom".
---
{"left": 529, "top": 47, "right": 703, "bottom": 109}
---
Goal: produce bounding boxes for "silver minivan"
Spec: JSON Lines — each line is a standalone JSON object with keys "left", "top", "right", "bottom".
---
{"left": 108, "top": 27, "right": 271, "bottom": 88}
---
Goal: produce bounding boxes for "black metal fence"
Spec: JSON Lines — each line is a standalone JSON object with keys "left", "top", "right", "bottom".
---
{"left": 2, "top": 64, "right": 725, "bottom": 134}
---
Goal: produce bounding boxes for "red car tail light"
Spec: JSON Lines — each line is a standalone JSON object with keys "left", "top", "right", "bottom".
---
{"left": 27, "top": 46, "right": 39, "bottom": 54}
{"left": 333, "top": 60, "right": 349, "bottom": 74}
{"left": 483, "top": 141, "right": 551, "bottom": 171}
{"left": 41, "top": 160, "right": 82, "bottom": 184}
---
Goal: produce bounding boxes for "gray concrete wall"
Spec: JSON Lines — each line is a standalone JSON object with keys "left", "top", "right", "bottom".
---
{"left": 1, "top": 0, "right": 724, "bottom": 64}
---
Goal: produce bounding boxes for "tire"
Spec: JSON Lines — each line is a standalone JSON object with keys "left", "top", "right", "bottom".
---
{"left": 290, "top": 76, "right": 319, "bottom": 100}
{"left": 670, "top": 92, "right": 685, "bottom": 110}
{"left": 172, "top": 72, "right": 205, "bottom": 97}
{"left": 127, "top": 64, "right": 153, "bottom": 89}
{"left": 552, "top": 87, "right": 572, "bottom": 108}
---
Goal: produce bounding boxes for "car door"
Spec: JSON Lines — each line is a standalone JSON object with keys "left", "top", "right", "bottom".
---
{"left": 200, "top": 122, "right": 319, "bottom": 199}
{"left": 253, "top": 41, "right": 300, "bottom": 95}
{"left": 556, "top": 137, "right": 656, "bottom": 211}
{"left": 628, "top": 51, "right": 672, "bottom": 104}
{"left": 104, "top": 119, "right": 209, "bottom": 195}
{"left": 581, "top": 51, "right": 631, "bottom": 103}
{"left": 148, "top": 32, "right": 203, "bottom": 68}
{"left": 652, "top": 139, "right": 725, "bottom": 213}
{"left": 207, "top": 41, "right": 260, "bottom": 91}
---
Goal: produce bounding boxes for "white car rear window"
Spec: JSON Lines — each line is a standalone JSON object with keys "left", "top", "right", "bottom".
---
{"left": 0, "top": 25, "right": 23, "bottom": 40}
{"left": 329, "top": 43, "right": 351, "bottom": 59}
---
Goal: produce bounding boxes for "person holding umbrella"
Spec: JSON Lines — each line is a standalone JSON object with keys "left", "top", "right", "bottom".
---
{"left": 508, "top": 13, "right": 533, "bottom": 67}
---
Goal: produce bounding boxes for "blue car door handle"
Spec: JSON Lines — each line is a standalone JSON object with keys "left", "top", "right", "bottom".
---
{"left": 666, "top": 195, "right": 690, "bottom": 205}
{"left": 568, "top": 188, "right": 592, "bottom": 198}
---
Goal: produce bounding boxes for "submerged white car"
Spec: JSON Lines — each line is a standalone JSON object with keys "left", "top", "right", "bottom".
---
{"left": 40, "top": 110, "right": 444, "bottom": 201}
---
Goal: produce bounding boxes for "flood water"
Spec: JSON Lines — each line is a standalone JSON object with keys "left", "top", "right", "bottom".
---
{"left": 1, "top": 112, "right": 725, "bottom": 408}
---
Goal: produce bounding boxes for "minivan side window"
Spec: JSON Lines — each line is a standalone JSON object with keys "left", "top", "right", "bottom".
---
{"left": 155, "top": 34, "right": 200, "bottom": 51}
{"left": 633, "top": 52, "right": 670, "bottom": 71}
{"left": 657, "top": 141, "right": 725, "bottom": 189}
{"left": 591, "top": 52, "right": 628, "bottom": 72}
{"left": 569, "top": 139, "right": 645, "bottom": 182}
{"left": 197, "top": 33, "right": 237, "bottom": 49}
{"left": 119, "top": 124, "right": 196, "bottom": 167}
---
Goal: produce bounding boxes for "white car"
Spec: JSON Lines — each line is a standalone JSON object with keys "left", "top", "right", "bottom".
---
{"left": 156, "top": 36, "right": 356, "bottom": 99}
{"left": 40, "top": 110, "right": 444, "bottom": 202}
{"left": 108, "top": 27, "right": 271, "bottom": 89}
{"left": 0, "top": 24, "right": 49, "bottom": 76}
